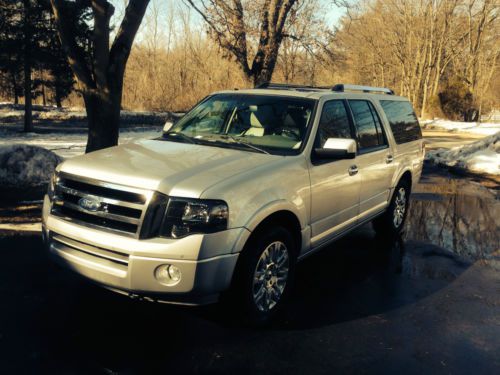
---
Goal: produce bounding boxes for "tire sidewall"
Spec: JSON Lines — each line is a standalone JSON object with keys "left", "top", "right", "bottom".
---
{"left": 234, "top": 225, "right": 297, "bottom": 325}
{"left": 390, "top": 180, "right": 411, "bottom": 232}
{"left": 373, "top": 179, "right": 412, "bottom": 236}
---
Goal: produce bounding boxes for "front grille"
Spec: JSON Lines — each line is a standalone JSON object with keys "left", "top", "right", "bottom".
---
{"left": 50, "top": 173, "right": 151, "bottom": 237}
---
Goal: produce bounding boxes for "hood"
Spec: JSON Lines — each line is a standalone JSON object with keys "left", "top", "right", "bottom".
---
{"left": 58, "top": 139, "right": 278, "bottom": 197}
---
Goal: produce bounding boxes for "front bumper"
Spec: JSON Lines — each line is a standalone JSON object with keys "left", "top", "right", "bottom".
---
{"left": 42, "top": 196, "right": 247, "bottom": 305}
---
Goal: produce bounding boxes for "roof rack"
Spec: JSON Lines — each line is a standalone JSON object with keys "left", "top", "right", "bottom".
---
{"left": 255, "top": 82, "right": 395, "bottom": 95}
{"left": 331, "top": 84, "right": 394, "bottom": 95}
{"left": 255, "top": 82, "right": 324, "bottom": 91}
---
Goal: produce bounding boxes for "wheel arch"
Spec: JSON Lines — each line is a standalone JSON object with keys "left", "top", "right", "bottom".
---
{"left": 233, "top": 207, "right": 304, "bottom": 256}
{"left": 250, "top": 210, "right": 302, "bottom": 255}
{"left": 390, "top": 169, "right": 413, "bottom": 200}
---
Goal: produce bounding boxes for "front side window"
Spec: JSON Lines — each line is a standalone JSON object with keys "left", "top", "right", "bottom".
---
{"left": 348, "top": 100, "right": 387, "bottom": 150}
{"left": 165, "top": 94, "right": 315, "bottom": 155}
{"left": 316, "top": 100, "right": 352, "bottom": 147}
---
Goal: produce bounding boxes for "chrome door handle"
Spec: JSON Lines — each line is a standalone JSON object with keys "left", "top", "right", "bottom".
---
{"left": 386, "top": 155, "right": 394, "bottom": 163}
{"left": 348, "top": 165, "right": 358, "bottom": 176}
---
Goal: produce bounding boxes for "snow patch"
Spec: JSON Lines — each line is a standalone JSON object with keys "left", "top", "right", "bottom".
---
{"left": 0, "top": 103, "right": 172, "bottom": 124}
{"left": 0, "top": 128, "right": 161, "bottom": 159}
{"left": 0, "top": 145, "right": 61, "bottom": 188}
{"left": 426, "top": 132, "right": 500, "bottom": 175}
{"left": 421, "top": 119, "right": 500, "bottom": 136}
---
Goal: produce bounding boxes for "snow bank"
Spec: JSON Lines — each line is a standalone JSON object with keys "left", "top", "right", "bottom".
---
{"left": 421, "top": 119, "right": 500, "bottom": 136}
{"left": 426, "top": 132, "right": 500, "bottom": 175}
{"left": 0, "top": 145, "right": 61, "bottom": 189}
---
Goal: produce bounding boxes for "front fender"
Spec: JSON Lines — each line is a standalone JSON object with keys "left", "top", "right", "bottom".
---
{"left": 229, "top": 198, "right": 309, "bottom": 255}
{"left": 243, "top": 199, "right": 306, "bottom": 232}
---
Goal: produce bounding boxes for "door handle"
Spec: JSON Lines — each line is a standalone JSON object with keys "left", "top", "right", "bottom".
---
{"left": 348, "top": 165, "right": 358, "bottom": 176}
{"left": 386, "top": 155, "right": 394, "bottom": 163}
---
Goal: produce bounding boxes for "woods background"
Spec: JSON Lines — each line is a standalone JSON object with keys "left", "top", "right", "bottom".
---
{"left": 1, "top": 0, "right": 499, "bottom": 121}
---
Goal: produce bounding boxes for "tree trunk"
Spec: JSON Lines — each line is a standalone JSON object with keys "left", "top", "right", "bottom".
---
{"left": 23, "top": 63, "right": 33, "bottom": 132}
{"left": 23, "top": 0, "right": 33, "bottom": 132}
{"left": 41, "top": 81, "right": 46, "bottom": 107}
{"left": 50, "top": 0, "right": 150, "bottom": 152}
{"left": 83, "top": 90, "right": 121, "bottom": 153}
{"left": 12, "top": 74, "right": 19, "bottom": 105}
{"left": 253, "top": 69, "right": 274, "bottom": 87}
{"left": 55, "top": 85, "right": 62, "bottom": 108}
{"left": 252, "top": 42, "right": 280, "bottom": 87}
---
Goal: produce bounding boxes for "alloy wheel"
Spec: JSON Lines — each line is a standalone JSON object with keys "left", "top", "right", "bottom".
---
{"left": 393, "top": 187, "right": 407, "bottom": 228}
{"left": 252, "top": 241, "right": 290, "bottom": 312}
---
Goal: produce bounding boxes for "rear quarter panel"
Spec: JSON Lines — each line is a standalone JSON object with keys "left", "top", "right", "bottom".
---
{"left": 372, "top": 98, "right": 424, "bottom": 192}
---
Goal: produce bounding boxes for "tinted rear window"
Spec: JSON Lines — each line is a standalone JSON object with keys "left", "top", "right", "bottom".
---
{"left": 349, "top": 100, "right": 387, "bottom": 150}
{"left": 379, "top": 100, "right": 422, "bottom": 144}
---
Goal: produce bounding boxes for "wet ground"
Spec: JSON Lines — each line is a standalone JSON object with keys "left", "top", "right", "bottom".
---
{"left": 0, "top": 167, "right": 498, "bottom": 374}
{"left": 421, "top": 129, "right": 486, "bottom": 150}
{"left": 405, "top": 165, "right": 499, "bottom": 260}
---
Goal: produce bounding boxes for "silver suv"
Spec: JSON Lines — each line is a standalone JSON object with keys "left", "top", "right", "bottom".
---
{"left": 42, "top": 83, "right": 424, "bottom": 323}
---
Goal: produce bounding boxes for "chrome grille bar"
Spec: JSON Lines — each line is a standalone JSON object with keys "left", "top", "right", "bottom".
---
{"left": 52, "top": 234, "right": 129, "bottom": 265}
{"left": 57, "top": 184, "right": 144, "bottom": 210}
{"left": 50, "top": 173, "right": 152, "bottom": 238}
{"left": 52, "top": 200, "right": 141, "bottom": 225}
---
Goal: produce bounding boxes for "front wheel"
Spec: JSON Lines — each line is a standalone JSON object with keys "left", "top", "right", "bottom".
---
{"left": 230, "top": 226, "right": 296, "bottom": 325}
{"left": 373, "top": 180, "right": 411, "bottom": 236}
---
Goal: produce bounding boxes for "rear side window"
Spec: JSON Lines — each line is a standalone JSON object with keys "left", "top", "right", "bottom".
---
{"left": 348, "top": 100, "right": 387, "bottom": 150}
{"left": 379, "top": 100, "right": 422, "bottom": 144}
{"left": 316, "top": 100, "right": 352, "bottom": 147}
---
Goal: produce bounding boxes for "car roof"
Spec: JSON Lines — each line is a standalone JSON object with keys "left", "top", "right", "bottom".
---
{"left": 214, "top": 87, "right": 409, "bottom": 102}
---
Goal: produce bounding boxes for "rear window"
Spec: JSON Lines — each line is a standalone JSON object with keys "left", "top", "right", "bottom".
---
{"left": 379, "top": 100, "right": 422, "bottom": 144}
{"left": 349, "top": 100, "right": 387, "bottom": 150}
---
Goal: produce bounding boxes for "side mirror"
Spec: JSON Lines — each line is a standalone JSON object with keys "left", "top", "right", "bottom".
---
{"left": 314, "top": 138, "right": 357, "bottom": 160}
{"left": 163, "top": 121, "right": 174, "bottom": 133}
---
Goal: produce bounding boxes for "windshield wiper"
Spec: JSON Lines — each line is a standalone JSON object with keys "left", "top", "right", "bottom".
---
{"left": 163, "top": 131, "right": 197, "bottom": 144}
{"left": 221, "top": 135, "right": 270, "bottom": 155}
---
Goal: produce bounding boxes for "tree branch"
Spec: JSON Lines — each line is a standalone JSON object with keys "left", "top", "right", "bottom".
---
{"left": 108, "top": 0, "right": 150, "bottom": 85}
{"left": 91, "top": 0, "right": 114, "bottom": 90}
{"left": 49, "top": 0, "right": 95, "bottom": 90}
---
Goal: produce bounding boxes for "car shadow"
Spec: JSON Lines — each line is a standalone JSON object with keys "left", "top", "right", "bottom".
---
{"left": 0, "top": 229, "right": 472, "bottom": 373}
{"left": 276, "top": 226, "right": 470, "bottom": 330}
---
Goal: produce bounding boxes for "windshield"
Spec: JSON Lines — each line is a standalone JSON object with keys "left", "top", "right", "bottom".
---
{"left": 165, "top": 94, "right": 316, "bottom": 155}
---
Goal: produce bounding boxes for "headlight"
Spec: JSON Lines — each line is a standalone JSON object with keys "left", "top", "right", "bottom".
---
{"left": 47, "top": 171, "right": 59, "bottom": 201}
{"left": 140, "top": 193, "right": 228, "bottom": 239}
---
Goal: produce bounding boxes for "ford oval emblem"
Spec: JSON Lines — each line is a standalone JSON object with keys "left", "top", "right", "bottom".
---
{"left": 78, "top": 196, "right": 101, "bottom": 212}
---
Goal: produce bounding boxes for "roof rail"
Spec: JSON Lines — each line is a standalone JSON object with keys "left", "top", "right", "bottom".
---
{"left": 332, "top": 84, "right": 394, "bottom": 95}
{"left": 255, "top": 82, "right": 325, "bottom": 91}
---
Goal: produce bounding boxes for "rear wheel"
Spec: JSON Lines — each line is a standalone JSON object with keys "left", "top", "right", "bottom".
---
{"left": 373, "top": 179, "right": 411, "bottom": 236}
{"left": 231, "top": 226, "right": 296, "bottom": 325}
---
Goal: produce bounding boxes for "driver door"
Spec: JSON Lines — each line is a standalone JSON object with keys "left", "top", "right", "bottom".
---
{"left": 309, "top": 100, "right": 360, "bottom": 248}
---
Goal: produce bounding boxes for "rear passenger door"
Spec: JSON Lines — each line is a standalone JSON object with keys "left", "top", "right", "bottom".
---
{"left": 347, "top": 100, "right": 396, "bottom": 219}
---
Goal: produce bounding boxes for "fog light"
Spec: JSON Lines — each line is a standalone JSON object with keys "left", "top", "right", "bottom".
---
{"left": 155, "top": 264, "right": 181, "bottom": 286}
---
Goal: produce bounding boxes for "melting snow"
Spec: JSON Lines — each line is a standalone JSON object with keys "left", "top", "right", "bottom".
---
{"left": 0, "top": 144, "right": 62, "bottom": 188}
{"left": 426, "top": 132, "right": 500, "bottom": 175}
{"left": 421, "top": 119, "right": 500, "bottom": 136}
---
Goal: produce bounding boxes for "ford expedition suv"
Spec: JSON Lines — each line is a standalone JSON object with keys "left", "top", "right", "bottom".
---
{"left": 42, "top": 83, "right": 424, "bottom": 323}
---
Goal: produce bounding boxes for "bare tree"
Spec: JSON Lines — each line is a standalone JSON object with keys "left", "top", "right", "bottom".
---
{"left": 49, "top": 0, "right": 150, "bottom": 152}
{"left": 185, "top": 0, "right": 299, "bottom": 86}
{"left": 22, "top": 0, "right": 33, "bottom": 132}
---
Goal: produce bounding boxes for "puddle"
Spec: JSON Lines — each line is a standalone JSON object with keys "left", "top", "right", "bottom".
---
{"left": 405, "top": 175, "right": 499, "bottom": 261}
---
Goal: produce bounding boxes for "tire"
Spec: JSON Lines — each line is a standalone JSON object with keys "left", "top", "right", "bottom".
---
{"left": 373, "top": 179, "right": 411, "bottom": 236}
{"left": 230, "top": 225, "right": 297, "bottom": 325}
